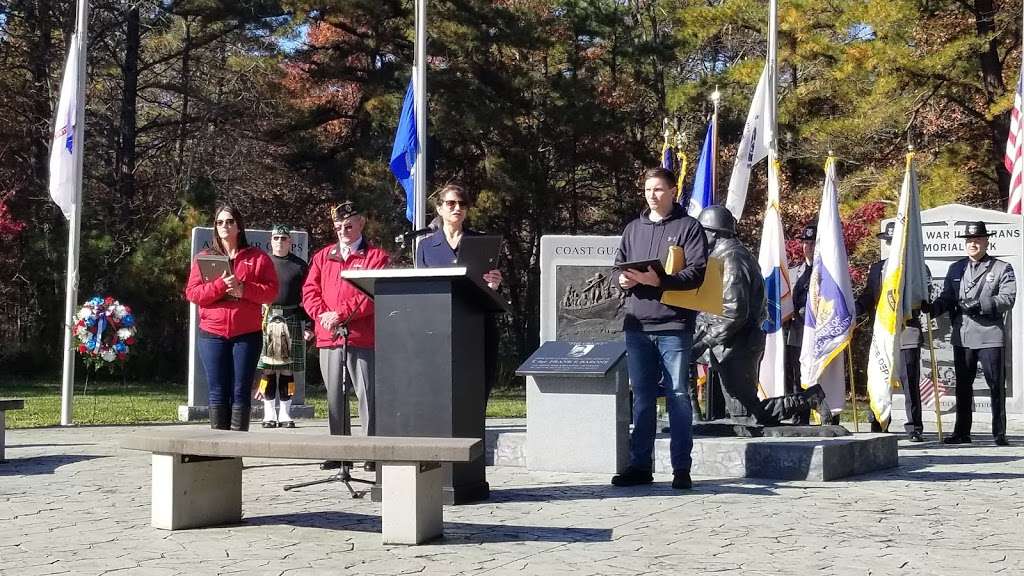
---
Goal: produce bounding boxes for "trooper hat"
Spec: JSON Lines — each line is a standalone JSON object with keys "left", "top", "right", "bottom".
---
{"left": 270, "top": 224, "right": 291, "bottom": 237}
{"left": 956, "top": 221, "right": 995, "bottom": 238}
{"left": 330, "top": 200, "right": 359, "bottom": 222}
{"left": 796, "top": 224, "right": 817, "bottom": 241}
{"left": 876, "top": 221, "right": 895, "bottom": 242}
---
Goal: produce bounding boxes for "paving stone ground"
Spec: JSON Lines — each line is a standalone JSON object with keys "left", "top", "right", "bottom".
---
{"left": 1, "top": 420, "right": 1022, "bottom": 576}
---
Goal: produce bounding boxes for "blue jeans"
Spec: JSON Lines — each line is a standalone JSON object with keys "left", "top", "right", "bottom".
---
{"left": 624, "top": 329, "right": 693, "bottom": 473}
{"left": 198, "top": 331, "right": 262, "bottom": 410}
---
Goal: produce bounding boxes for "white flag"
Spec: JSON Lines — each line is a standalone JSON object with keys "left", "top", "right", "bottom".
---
{"left": 866, "top": 154, "right": 927, "bottom": 428}
{"left": 799, "top": 158, "right": 854, "bottom": 415}
{"left": 48, "top": 33, "right": 80, "bottom": 221}
{"left": 757, "top": 149, "right": 792, "bottom": 398}
{"left": 725, "top": 64, "right": 771, "bottom": 222}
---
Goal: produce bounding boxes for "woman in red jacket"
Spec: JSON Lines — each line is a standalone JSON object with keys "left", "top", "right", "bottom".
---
{"left": 185, "top": 204, "right": 278, "bottom": 431}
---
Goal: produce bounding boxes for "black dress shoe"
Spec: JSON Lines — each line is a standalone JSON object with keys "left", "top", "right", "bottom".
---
{"left": 942, "top": 434, "right": 972, "bottom": 445}
{"left": 611, "top": 466, "right": 653, "bottom": 487}
{"left": 671, "top": 471, "right": 692, "bottom": 490}
{"left": 995, "top": 435, "right": 1010, "bottom": 446}
{"left": 262, "top": 421, "right": 278, "bottom": 429}
{"left": 281, "top": 421, "right": 295, "bottom": 428}
{"left": 320, "top": 460, "right": 342, "bottom": 470}
{"left": 908, "top": 432, "right": 924, "bottom": 443}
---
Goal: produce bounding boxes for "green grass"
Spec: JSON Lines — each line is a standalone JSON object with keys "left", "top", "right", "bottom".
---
{"left": 2, "top": 378, "right": 185, "bottom": 428}
{"left": 2, "top": 377, "right": 875, "bottom": 429}
{"left": 0, "top": 378, "right": 527, "bottom": 429}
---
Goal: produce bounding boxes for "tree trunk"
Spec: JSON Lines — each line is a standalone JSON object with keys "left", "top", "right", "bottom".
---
{"left": 117, "top": 4, "right": 140, "bottom": 202}
{"left": 176, "top": 17, "right": 192, "bottom": 195}
{"left": 974, "top": 0, "right": 1010, "bottom": 196}
{"left": 28, "top": 0, "right": 54, "bottom": 192}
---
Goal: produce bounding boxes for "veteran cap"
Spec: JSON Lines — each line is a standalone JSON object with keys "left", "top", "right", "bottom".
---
{"left": 330, "top": 200, "right": 359, "bottom": 221}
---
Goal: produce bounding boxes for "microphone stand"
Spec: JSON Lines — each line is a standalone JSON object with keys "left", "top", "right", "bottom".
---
{"left": 284, "top": 294, "right": 375, "bottom": 498}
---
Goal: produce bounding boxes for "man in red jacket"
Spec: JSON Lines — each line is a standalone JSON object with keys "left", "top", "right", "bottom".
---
{"left": 302, "top": 201, "right": 390, "bottom": 469}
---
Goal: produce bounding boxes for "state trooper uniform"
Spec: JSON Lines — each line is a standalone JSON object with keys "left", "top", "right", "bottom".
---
{"left": 925, "top": 221, "right": 1016, "bottom": 446}
{"left": 784, "top": 225, "right": 816, "bottom": 423}
{"left": 855, "top": 222, "right": 929, "bottom": 441}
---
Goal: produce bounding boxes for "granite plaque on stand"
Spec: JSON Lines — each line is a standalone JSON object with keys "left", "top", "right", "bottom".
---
{"left": 518, "top": 341, "right": 629, "bottom": 474}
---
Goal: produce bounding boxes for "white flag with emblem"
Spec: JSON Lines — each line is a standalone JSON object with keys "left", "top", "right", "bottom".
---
{"left": 48, "top": 33, "right": 81, "bottom": 221}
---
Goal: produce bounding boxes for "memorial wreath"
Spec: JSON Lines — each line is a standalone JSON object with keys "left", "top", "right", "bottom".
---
{"left": 74, "top": 296, "right": 137, "bottom": 371}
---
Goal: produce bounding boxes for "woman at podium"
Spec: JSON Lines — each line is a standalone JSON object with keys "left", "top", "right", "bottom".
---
{"left": 416, "top": 184, "right": 503, "bottom": 401}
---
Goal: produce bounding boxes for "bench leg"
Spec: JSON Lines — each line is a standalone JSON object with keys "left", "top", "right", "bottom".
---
{"left": 151, "top": 453, "right": 242, "bottom": 530}
{"left": 380, "top": 462, "right": 443, "bottom": 545}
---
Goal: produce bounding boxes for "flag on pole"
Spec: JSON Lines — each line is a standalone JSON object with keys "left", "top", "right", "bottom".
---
{"left": 1005, "top": 59, "right": 1024, "bottom": 215}
{"left": 799, "top": 157, "right": 854, "bottom": 414}
{"left": 49, "top": 32, "right": 81, "bottom": 221}
{"left": 661, "top": 139, "right": 678, "bottom": 173}
{"left": 866, "top": 153, "right": 929, "bottom": 428}
{"left": 919, "top": 376, "right": 947, "bottom": 408}
{"left": 725, "top": 64, "right": 771, "bottom": 221}
{"left": 687, "top": 117, "right": 716, "bottom": 217}
{"left": 757, "top": 150, "right": 792, "bottom": 398}
{"left": 390, "top": 81, "right": 418, "bottom": 223}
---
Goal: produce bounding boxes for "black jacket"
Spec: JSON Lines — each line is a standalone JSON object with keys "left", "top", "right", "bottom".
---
{"left": 614, "top": 204, "right": 708, "bottom": 332}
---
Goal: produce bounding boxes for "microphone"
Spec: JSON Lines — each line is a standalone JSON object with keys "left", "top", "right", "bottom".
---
{"left": 395, "top": 226, "right": 435, "bottom": 245}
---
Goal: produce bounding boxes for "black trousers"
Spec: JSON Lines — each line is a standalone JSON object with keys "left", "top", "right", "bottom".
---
{"left": 784, "top": 345, "right": 801, "bottom": 397}
{"left": 902, "top": 348, "right": 922, "bottom": 433}
{"left": 952, "top": 346, "right": 1006, "bottom": 438}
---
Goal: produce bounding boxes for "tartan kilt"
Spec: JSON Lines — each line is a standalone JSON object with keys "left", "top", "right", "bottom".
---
{"left": 257, "top": 308, "right": 306, "bottom": 373}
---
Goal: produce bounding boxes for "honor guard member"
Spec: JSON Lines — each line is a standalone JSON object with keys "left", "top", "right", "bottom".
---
{"left": 784, "top": 224, "right": 816, "bottom": 423}
{"left": 923, "top": 221, "right": 1016, "bottom": 446}
{"left": 255, "top": 225, "right": 310, "bottom": 429}
{"left": 855, "top": 222, "right": 929, "bottom": 441}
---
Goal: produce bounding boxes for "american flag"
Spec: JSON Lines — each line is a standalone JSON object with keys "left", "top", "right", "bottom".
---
{"left": 918, "top": 376, "right": 948, "bottom": 408}
{"left": 1005, "top": 64, "right": 1024, "bottom": 215}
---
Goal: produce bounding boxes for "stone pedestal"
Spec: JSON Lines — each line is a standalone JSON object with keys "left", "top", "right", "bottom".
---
{"left": 655, "top": 433, "right": 897, "bottom": 481}
{"left": 381, "top": 462, "right": 444, "bottom": 545}
{"left": 151, "top": 454, "right": 242, "bottom": 530}
{"left": 525, "top": 366, "right": 630, "bottom": 474}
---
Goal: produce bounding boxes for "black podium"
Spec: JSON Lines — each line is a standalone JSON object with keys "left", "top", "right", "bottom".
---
{"left": 341, "top": 268, "right": 510, "bottom": 504}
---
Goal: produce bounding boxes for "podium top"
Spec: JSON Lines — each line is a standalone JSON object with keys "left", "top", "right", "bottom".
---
{"left": 341, "top": 267, "right": 511, "bottom": 314}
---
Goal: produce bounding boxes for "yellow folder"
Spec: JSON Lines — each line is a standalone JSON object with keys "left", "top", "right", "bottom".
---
{"left": 660, "top": 255, "right": 725, "bottom": 316}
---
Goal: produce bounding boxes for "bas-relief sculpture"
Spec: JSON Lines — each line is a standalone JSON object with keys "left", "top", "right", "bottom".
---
{"left": 554, "top": 266, "right": 625, "bottom": 342}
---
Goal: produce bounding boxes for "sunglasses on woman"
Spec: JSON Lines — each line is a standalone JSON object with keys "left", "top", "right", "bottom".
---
{"left": 443, "top": 200, "right": 468, "bottom": 209}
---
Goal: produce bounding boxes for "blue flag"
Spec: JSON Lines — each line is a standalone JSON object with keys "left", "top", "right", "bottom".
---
{"left": 389, "top": 82, "right": 418, "bottom": 223}
{"left": 687, "top": 119, "right": 715, "bottom": 217}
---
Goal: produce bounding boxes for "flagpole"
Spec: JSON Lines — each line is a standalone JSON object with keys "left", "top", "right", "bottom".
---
{"left": 923, "top": 313, "right": 944, "bottom": 438}
{"left": 846, "top": 336, "right": 860, "bottom": 433}
{"left": 60, "top": 0, "right": 89, "bottom": 426}
{"left": 413, "top": 0, "right": 427, "bottom": 230}
{"left": 767, "top": 0, "right": 778, "bottom": 150}
{"left": 711, "top": 86, "right": 720, "bottom": 203}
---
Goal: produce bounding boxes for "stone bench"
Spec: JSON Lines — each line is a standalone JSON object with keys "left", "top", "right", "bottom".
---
{"left": 121, "top": 428, "right": 481, "bottom": 544}
{"left": 0, "top": 399, "right": 25, "bottom": 462}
